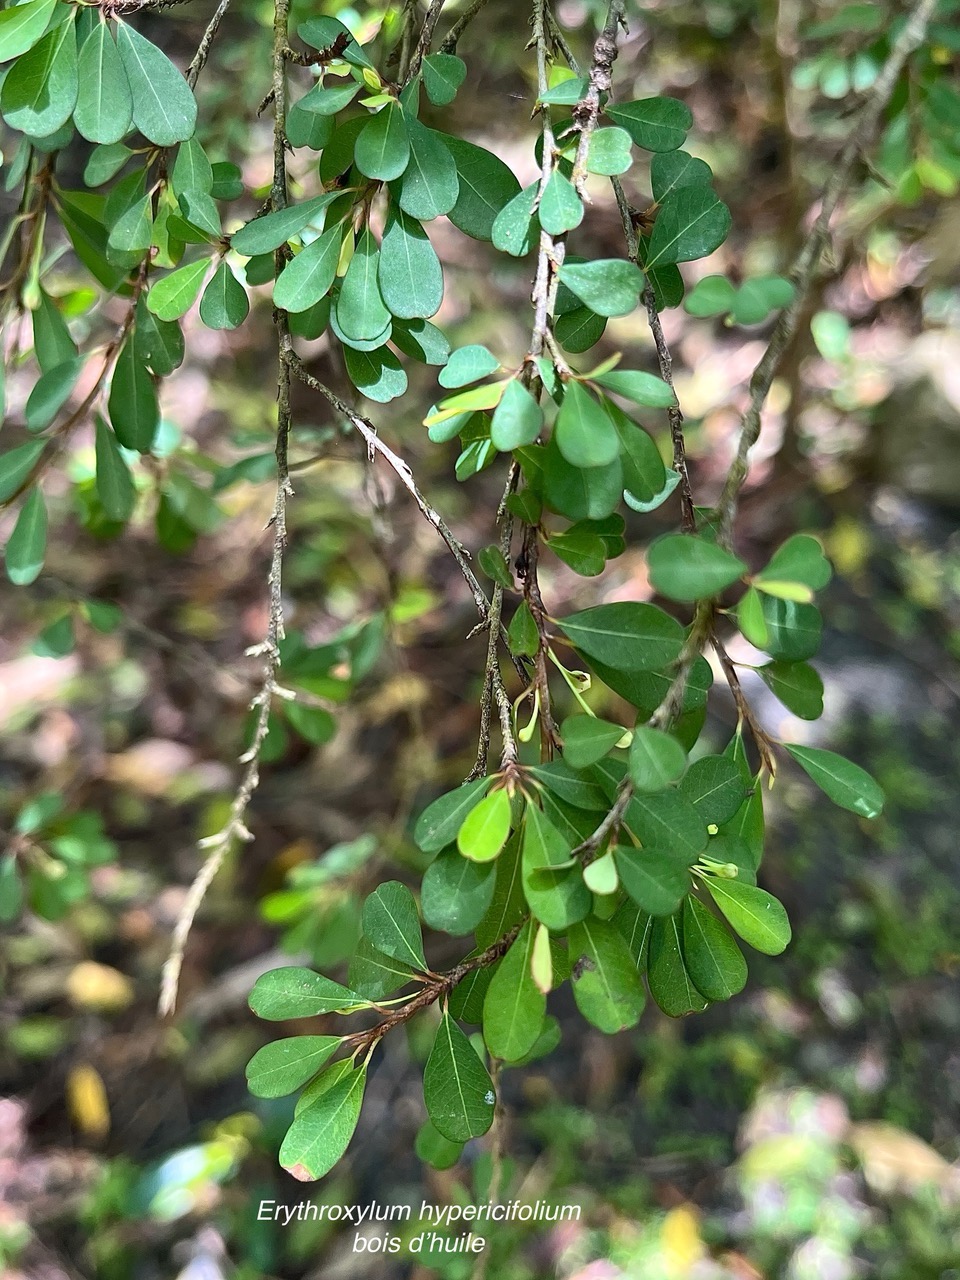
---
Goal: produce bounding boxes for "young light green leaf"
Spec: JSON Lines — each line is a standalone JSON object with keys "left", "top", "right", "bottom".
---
{"left": 421, "top": 851, "right": 496, "bottom": 935}
{"left": 413, "top": 776, "right": 492, "bottom": 853}
{"left": 245, "top": 1036, "right": 341, "bottom": 1098}
{"left": 628, "top": 726, "right": 687, "bottom": 792}
{"left": 645, "top": 186, "right": 732, "bottom": 268}
{"left": 558, "top": 602, "right": 684, "bottom": 671}
{"left": 583, "top": 850, "right": 618, "bottom": 895}
{"left": 647, "top": 533, "right": 747, "bottom": 602}
{"left": 554, "top": 381, "right": 619, "bottom": 468}
{"left": 606, "top": 96, "right": 693, "bottom": 152}
{"left": 115, "top": 21, "right": 197, "bottom": 146}
{"left": 558, "top": 259, "right": 643, "bottom": 317}
{"left": 200, "top": 261, "right": 250, "bottom": 330}
{"left": 147, "top": 259, "right": 211, "bottom": 321}
{"left": 361, "top": 881, "right": 426, "bottom": 970}
{"left": 378, "top": 206, "right": 442, "bottom": 319}
{"left": 784, "top": 744, "right": 884, "bottom": 818}
{"left": 94, "top": 414, "right": 135, "bottom": 521}
{"left": 615, "top": 846, "right": 689, "bottom": 916}
{"left": 5, "top": 487, "right": 47, "bottom": 585}
{"left": 538, "top": 170, "right": 583, "bottom": 235}
{"left": 439, "top": 344, "right": 499, "bottom": 389}
{"left": 490, "top": 378, "right": 542, "bottom": 450}
{"left": 396, "top": 116, "right": 459, "bottom": 220}
{"left": 423, "top": 52, "right": 466, "bottom": 105}
{"left": 737, "top": 584, "right": 770, "bottom": 648}
{"left": 1, "top": 17, "right": 77, "bottom": 137}
{"left": 249, "top": 967, "right": 369, "bottom": 1019}
{"left": 423, "top": 1010, "right": 495, "bottom": 1142}
{"left": 568, "top": 916, "right": 646, "bottom": 1032}
{"left": 443, "top": 136, "right": 521, "bottom": 242}
{"left": 273, "top": 226, "right": 341, "bottom": 313}
{"left": 279, "top": 1064, "right": 366, "bottom": 1181}
{"left": 74, "top": 20, "right": 133, "bottom": 145}
{"left": 561, "top": 715, "right": 625, "bottom": 770}
{"left": 704, "top": 877, "right": 792, "bottom": 955}
{"left": 648, "top": 913, "right": 709, "bottom": 1015}
{"left": 355, "top": 103, "right": 410, "bottom": 181}
{"left": 457, "top": 788, "right": 511, "bottom": 863}
{"left": 483, "top": 921, "right": 545, "bottom": 1061}
{"left": 682, "top": 895, "right": 747, "bottom": 1001}
{"left": 586, "top": 127, "right": 633, "bottom": 175}
{"left": 0, "top": 0, "right": 58, "bottom": 64}
{"left": 758, "top": 533, "right": 832, "bottom": 591}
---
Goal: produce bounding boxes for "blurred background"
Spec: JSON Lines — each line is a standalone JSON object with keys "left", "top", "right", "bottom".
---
{"left": 2, "top": 0, "right": 960, "bottom": 1276}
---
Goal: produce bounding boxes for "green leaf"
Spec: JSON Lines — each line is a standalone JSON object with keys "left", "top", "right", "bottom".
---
{"left": 413, "top": 776, "right": 492, "bottom": 853}
{"left": 396, "top": 116, "right": 459, "bottom": 220}
{"left": 583, "top": 850, "right": 618, "bottom": 895}
{"left": 628, "top": 726, "right": 687, "bottom": 792}
{"left": 491, "top": 182, "right": 539, "bottom": 257}
{"left": 0, "top": 853, "right": 23, "bottom": 923}
{"left": 731, "top": 275, "right": 795, "bottom": 325}
{"left": 134, "top": 300, "right": 184, "bottom": 376}
{"left": 107, "top": 192, "right": 152, "bottom": 256}
{"left": 759, "top": 661, "right": 824, "bottom": 720}
{"left": 273, "top": 227, "right": 341, "bottom": 313}
{"left": 423, "top": 52, "right": 466, "bottom": 105}
{"left": 172, "top": 137, "right": 213, "bottom": 200}
{"left": 679, "top": 755, "right": 746, "bottom": 825}
{"left": 784, "top": 744, "right": 884, "bottom": 818}
{"left": 523, "top": 794, "right": 585, "bottom": 862}
{"left": 457, "top": 789, "right": 511, "bottom": 863}
{"left": 147, "top": 258, "right": 211, "bottom": 321}
{"left": 0, "top": 0, "right": 58, "bottom": 64}
{"left": 648, "top": 913, "right": 709, "bottom": 1015}
{"left": 539, "top": 75, "right": 588, "bottom": 105}
{"left": 593, "top": 369, "right": 675, "bottom": 408}
{"left": 538, "top": 170, "right": 583, "bottom": 235}
{"left": 586, "top": 126, "right": 633, "bottom": 175}
{"left": 645, "top": 186, "right": 732, "bottom": 268}
{"left": 284, "top": 702, "right": 335, "bottom": 745}
{"left": 607, "top": 96, "right": 692, "bottom": 151}
{"left": 391, "top": 317, "right": 449, "bottom": 365}
{"left": 737, "top": 584, "right": 769, "bottom": 648}
{"left": 279, "top": 1064, "right": 366, "bottom": 1181}
{"left": 477, "top": 544, "right": 512, "bottom": 588}
{"left": 558, "top": 602, "right": 684, "bottom": 671}
{"left": 615, "top": 846, "right": 689, "bottom": 916}
{"left": 558, "top": 259, "right": 643, "bottom": 317}
{"left": 568, "top": 917, "right": 646, "bottom": 1032}
{"left": 5, "top": 487, "right": 47, "bottom": 585}
{"left": 248, "top": 967, "right": 369, "bottom": 1019}
{"left": 650, "top": 149, "right": 714, "bottom": 201}
{"left": 343, "top": 345, "right": 407, "bottom": 404}
{"left": 1, "top": 15, "right": 77, "bottom": 137}
{"left": 761, "top": 596, "right": 822, "bottom": 661}
{"left": 483, "top": 920, "right": 545, "bottom": 1060}
{"left": 682, "top": 895, "right": 747, "bottom": 1001}
{"left": 336, "top": 228, "right": 391, "bottom": 340}
{"left": 298, "top": 14, "right": 374, "bottom": 70}
{"left": 199, "top": 261, "right": 249, "bottom": 330}
{"left": 423, "top": 1010, "right": 495, "bottom": 1142}
{"left": 621, "top": 788, "right": 708, "bottom": 863}
{"left": 245, "top": 1036, "right": 340, "bottom": 1098}
{"left": 684, "top": 274, "right": 738, "bottom": 317}
{"left": 415, "top": 1120, "right": 463, "bottom": 1170}
{"left": 555, "top": 305, "right": 606, "bottom": 353}
{"left": 647, "top": 533, "right": 747, "bottom": 602}
{"left": 74, "top": 20, "right": 132, "bottom": 145}
{"left": 476, "top": 831, "right": 526, "bottom": 947}
{"left": 554, "top": 381, "right": 619, "bottom": 468}
{"left": 298, "top": 79, "right": 360, "bottom": 116}
{"left": 25, "top": 355, "right": 84, "bottom": 431}
{"left": 378, "top": 206, "right": 442, "bottom": 319}
{"left": 84, "top": 141, "right": 132, "bottom": 187}
{"left": 548, "top": 526, "right": 606, "bottom": 576}
{"left": 361, "top": 881, "right": 426, "bottom": 970}
{"left": 506, "top": 600, "right": 538, "bottom": 658}
{"left": 561, "top": 715, "right": 624, "bottom": 769}
{"left": 232, "top": 194, "right": 340, "bottom": 257}
{"left": 614, "top": 898, "right": 653, "bottom": 969}
{"left": 489, "top": 378, "right": 542, "bottom": 450}
{"left": 348, "top": 937, "right": 416, "bottom": 999}
{"left": 439, "top": 344, "right": 499, "bottom": 389}
{"left": 443, "top": 137, "right": 521, "bottom": 242}
{"left": 32, "top": 289, "right": 76, "bottom": 373}
{"left": 704, "top": 877, "right": 791, "bottom": 955}
{"left": 286, "top": 97, "right": 334, "bottom": 149}
{"left": 108, "top": 338, "right": 157, "bottom": 453}
{"left": 355, "top": 103, "right": 410, "bottom": 181}
{"left": 0, "top": 441, "right": 45, "bottom": 503}
{"left": 421, "top": 851, "right": 496, "bottom": 935}
{"left": 115, "top": 21, "right": 196, "bottom": 146}
{"left": 94, "top": 414, "right": 135, "bottom": 521}
{"left": 757, "top": 533, "right": 832, "bottom": 592}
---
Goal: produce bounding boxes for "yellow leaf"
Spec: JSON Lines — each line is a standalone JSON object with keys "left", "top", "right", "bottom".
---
{"left": 65, "top": 961, "right": 135, "bottom": 1012}
{"left": 660, "top": 1204, "right": 704, "bottom": 1272}
{"left": 67, "top": 1064, "right": 110, "bottom": 1140}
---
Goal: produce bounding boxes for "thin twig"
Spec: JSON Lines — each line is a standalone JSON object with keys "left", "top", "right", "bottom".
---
{"left": 186, "top": 0, "right": 234, "bottom": 88}
{"left": 159, "top": 0, "right": 294, "bottom": 1018}
{"left": 439, "top": 0, "right": 490, "bottom": 53}
{"left": 716, "top": 0, "right": 938, "bottom": 542}
{"left": 570, "top": 0, "right": 626, "bottom": 196}
{"left": 405, "top": 0, "right": 447, "bottom": 84}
